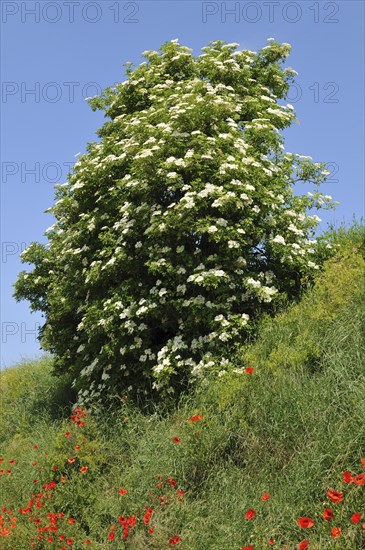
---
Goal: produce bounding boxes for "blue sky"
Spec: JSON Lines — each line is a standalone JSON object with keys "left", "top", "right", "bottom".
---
{"left": 1, "top": 0, "right": 364, "bottom": 367}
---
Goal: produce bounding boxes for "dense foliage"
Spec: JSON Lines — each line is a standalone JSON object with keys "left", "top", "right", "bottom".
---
{"left": 3, "top": 232, "right": 365, "bottom": 548}
{"left": 14, "top": 39, "right": 336, "bottom": 404}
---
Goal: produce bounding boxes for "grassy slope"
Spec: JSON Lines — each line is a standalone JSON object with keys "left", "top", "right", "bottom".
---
{"left": 1, "top": 233, "right": 365, "bottom": 549}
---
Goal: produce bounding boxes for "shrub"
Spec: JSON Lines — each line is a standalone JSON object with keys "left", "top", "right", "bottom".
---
{"left": 14, "top": 39, "right": 336, "bottom": 404}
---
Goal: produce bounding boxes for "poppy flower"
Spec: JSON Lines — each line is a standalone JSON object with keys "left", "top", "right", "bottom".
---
{"left": 297, "top": 517, "right": 314, "bottom": 528}
{"left": 268, "top": 537, "right": 275, "bottom": 545}
{"left": 169, "top": 536, "right": 181, "bottom": 545}
{"left": 80, "top": 466, "right": 89, "bottom": 474}
{"left": 351, "top": 513, "right": 362, "bottom": 524}
{"left": 245, "top": 367, "right": 254, "bottom": 374}
{"left": 75, "top": 445, "right": 81, "bottom": 451}
{"left": 361, "top": 458, "right": 365, "bottom": 468}
{"left": 84, "top": 541, "right": 91, "bottom": 545}
{"left": 331, "top": 527, "right": 341, "bottom": 539}
{"left": 261, "top": 493, "right": 270, "bottom": 501}
{"left": 66, "top": 539, "right": 73, "bottom": 546}
{"left": 65, "top": 433, "right": 71, "bottom": 438}
{"left": 342, "top": 471, "right": 352, "bottom": 483}
{"left": 118, "top": 488, "right": 128, "bottom": 495}
{"left": 108, "top": 532, "right": 115, "bottom": 541}
{"left": 173, "top": 437, "right": 181, "bottom": 444}
{"left": 240, "top": 546, "right": 254, "bottom": 550}
{"left": 352, "top": 474, "right": 365, "bottom": 485}
{"left": 244, "top": 509, "right": 255, "bottom": 520}
{"left": 177, "top": 489, "right": 185, "bottom": 498}
{"left": 143, "top": 508, "right": 154, "bottom": 525}
{"left": 188, "top": 415, "right": 203, "bottom": 422}
{"left": 127, "top": 515, "right": 136, "bottom": 527}
{"left": 68, "top": 518, "right": 76, "bottom": 525}
{"left": 298, "top": 541, "right": 309, "bottom": 550}
{"left": 323, "top": 508, "right": 333, "bottom": 521}
{"left": 148, "top": 527, "right": 155, "bottom": 535}
{"left": 327, "top": 489, "right": 343, "bottom": 502}
{"left": 67, "top": 457, "right": 75, "bottom": 464}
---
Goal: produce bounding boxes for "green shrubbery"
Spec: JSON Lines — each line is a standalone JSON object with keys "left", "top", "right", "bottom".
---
{"left": 2, "top": 226, "right": 365, "bottom": 548}
{"left": 14, "top": 39, "right": 336, "bottom": 405}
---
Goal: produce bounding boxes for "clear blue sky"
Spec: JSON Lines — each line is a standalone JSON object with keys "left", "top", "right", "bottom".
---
{"left": 1, "top": 0, "right": 364, "bottom": 367}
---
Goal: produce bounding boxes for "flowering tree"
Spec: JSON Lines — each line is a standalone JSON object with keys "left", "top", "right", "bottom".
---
{"left": 14, "top": 39, "right": 335, "bottom": 404}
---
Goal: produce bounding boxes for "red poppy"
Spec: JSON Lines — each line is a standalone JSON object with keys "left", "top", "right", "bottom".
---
{"left": 169, "top": 536, "right": 181, "bottom": 545}
{"left": 188, "top": 415, "right": 203, "bottom": 422}
{"left": 352, "top": 474, "right": 365, "bottom": 485}
{"left": 177, "top": 489, "right": 185, "bottom": 498}
{"left": 127, "top": 515, "right": 136, "bottom": 528}
{"left": 342, "top": 471, "right": 352, "bottom": 483}
{"left": 240, "top": 546, "right": 254, "bottom": 550}
{"left": 148, "top": 527, "right": 155, "bottom": 535}
{"left": 323, "top": 508, "right": 333, "bottom": 521}
{"left": 331, "top": 527, "right": 341, "bottom": 539}
{"left": 361, "top": 458, "right": 365, "bottom": 468}
{"left": 327, "top": 489, "right": 343, "bottom": 502}
{"left": 298, "top": 541, "right": 309, "bottom": 550}
{"left": 80, "top": 466, "right": 89, "bottom": 474}
{"left": 67, "top": 457, "right": 75, "bottom": 464}
{"left": 66, "top": 539, "right": 73, "bottom": 546}
{"left": 297, "top": 517, "right": 314, "bottom": 528}
{"left": 84, "top": 541, "right": 91, "bottom": 545}
{"left": 75, "top": 445, "right": 81, "bottom": 451}
{"left": 167, "top": 477, "right": 177, "bottom": 487}
{"left": 143, "top": 508, "right": 154, "bottom": 525}
{"left": 244, "top": 509, "right": 255, "bottom": 520}
{"left": 108, "top": 532, "right": 115, "bottom": 541}
{"left": 173, "top": 437, "right": 181, "bottom": 444}
{"left": 68, "top": 518, "right": 76, "bottom": 525}
{"left": 65, "top": 432, "right": 71, "bottom": 438}
{"left": 8, "top": 460, "right": 15, "bottom": 464}
{"left": 52, "top": 466, "right": 58, "bottom": 471}
{"left": 351, "top": 513, "right": 362, "bottom": 524}
{"left": 245, "top": 367, "right": 254, "bottom": 374}
{"left": 268, "top": 537, "right": 275, "bottom": 545}
{"left": 261, "top": 493, "right": 270, "bottom": 501}
{"left": 118, "top": 488, "right": 128, "bottom": 495}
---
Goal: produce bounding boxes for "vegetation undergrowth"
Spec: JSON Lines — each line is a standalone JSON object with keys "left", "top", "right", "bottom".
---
{"left": 1, "top": 226, "right": 365, "bottom": 549}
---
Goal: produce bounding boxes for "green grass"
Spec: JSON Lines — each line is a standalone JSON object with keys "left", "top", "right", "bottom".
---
{"left": 1, "top": 231, "right": 365, "bottom": 549}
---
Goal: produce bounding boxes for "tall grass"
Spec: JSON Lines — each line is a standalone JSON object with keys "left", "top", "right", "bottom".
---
{"left": 1, "top": 230, "right": 365, "bottom": 549}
